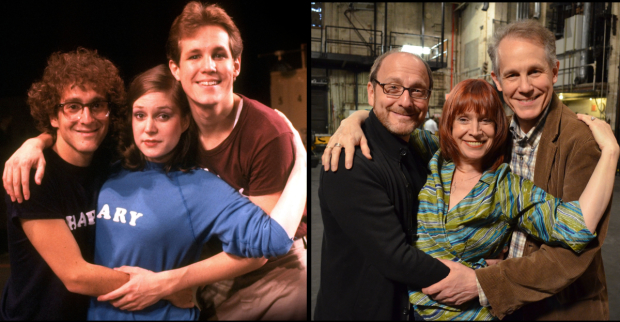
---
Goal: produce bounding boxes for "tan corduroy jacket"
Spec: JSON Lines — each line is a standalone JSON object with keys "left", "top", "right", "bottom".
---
{"left": 476, "top": 93, "right": 610, "bottom": 320}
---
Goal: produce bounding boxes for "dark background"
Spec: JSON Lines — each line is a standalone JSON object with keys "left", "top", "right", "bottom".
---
{"left": 0, "top": 0, "right": 307, "bottom": 252}
{"left": 0, "top": 0, "right": 305, "bottom": 109}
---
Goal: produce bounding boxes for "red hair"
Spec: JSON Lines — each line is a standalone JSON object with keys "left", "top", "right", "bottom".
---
{"left": 439, "top": 79, "right": 508, "bottom": 171}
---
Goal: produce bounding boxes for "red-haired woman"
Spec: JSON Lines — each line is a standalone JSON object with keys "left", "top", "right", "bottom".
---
{"left": 321, "top": 78, "right": 618, "bottom": 320}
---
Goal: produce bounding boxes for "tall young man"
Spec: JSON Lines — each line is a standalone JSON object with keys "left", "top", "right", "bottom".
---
{"left": 166, "top": 3, "right": 305, "bottom": 319}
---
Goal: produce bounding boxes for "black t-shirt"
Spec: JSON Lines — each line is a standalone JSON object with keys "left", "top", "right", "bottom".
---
{"left": 0, "top": 148, "right": 109, "bottom": 321}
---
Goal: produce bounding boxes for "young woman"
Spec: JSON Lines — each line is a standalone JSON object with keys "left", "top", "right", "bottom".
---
{"left": 323, "top": 79, "right": 618, "bottom": 320}
{"left": 78, "top": 64, "right": 305, "bottom": 320}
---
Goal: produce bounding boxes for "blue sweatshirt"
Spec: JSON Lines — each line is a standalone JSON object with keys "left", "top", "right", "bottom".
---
{"left": 87, "top": 162, "right": 292, "bottom": 320}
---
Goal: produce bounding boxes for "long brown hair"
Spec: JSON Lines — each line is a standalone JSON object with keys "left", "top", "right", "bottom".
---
{"left": 439, "top": 79, "right": 508, "bottom": 171}
{"left": 119, "top": 64, "right": 198, "bottom": 173}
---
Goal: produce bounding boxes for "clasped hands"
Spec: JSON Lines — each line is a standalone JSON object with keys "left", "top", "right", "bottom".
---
{"left": 98, "top": 266, "right": 194, "bottom": 311}
{"left": 422, "top": 252, "right": 506, "bottom": 306}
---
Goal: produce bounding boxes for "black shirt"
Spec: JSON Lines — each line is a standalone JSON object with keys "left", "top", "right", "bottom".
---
{"left": 1, "top": 148, "right": 109, "bottom": 320}
{"left": 315, "top": 111, "right": 449, "bottom": 320}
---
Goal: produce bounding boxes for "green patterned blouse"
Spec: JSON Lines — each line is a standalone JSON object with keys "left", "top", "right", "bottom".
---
{"left": 407, "top": 145, "right": 596, "bottom": 320}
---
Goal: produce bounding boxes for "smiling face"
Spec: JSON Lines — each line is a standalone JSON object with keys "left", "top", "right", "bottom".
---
{"left": 367, "top": 52, "right": 429, "bottom": 141}
{"left": 132, "top": 91, "right": 189, "bottom": 163}
{"left": 452, "top": 110, "right": 496, "bottom": 169}
{"left": 51, "top": 84, "right": 109, "bottom": 166}
{"left": 491, "top": 36, "right": 559, "bottom": 133}
{"left": 169, "top": 24, "right": 240, "bottom": 111}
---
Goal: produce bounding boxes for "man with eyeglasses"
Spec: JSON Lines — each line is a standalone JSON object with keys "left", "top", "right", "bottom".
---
{"left": 314, "top": 49, "right": 453, "bottom": 321}
{"left": 0, "top": 48, "right": 192, "bottom": 321}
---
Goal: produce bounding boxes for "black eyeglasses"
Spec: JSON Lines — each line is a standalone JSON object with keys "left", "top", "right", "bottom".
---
{"left": 372, "top": 78, "right": 431, "bottom": 100}
{"left": 56, "top": 101, "right": 110, "bottom": 121}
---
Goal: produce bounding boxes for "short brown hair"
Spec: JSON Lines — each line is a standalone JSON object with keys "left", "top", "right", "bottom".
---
{"left": 27, "top": 47, "right": 125, "bottom": 142}
{"left": 120, "top": 64, "right": 198, "bottom": 173}
{"left": 438, "top": 79, "right": 508, "bottom": 171}
{"left": 167, "top": 1, "right": 243, "bottom": 65}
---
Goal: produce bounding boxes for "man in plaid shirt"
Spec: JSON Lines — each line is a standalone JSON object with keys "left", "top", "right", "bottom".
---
{"left": 417, "top": 20, "right": 611, "bottom": 320}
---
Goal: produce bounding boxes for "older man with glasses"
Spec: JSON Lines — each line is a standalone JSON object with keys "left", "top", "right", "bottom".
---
{"left": 314, "top": 49, "right": 454, "bottom": 321}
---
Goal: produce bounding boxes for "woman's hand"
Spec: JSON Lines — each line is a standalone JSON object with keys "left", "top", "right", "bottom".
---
{"left": 576, "top": 114, "right": 620, "bottom": 155}
{"left": 97, "top": 266, "right": 188, "bottom": 311}
{"left": 321, "top": 110, "right": 371, "bottom": 172}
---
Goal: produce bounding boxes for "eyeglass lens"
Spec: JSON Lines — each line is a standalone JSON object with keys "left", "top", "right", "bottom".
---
{"left": 62, "top": 102, "right": 110, "bottom": 120}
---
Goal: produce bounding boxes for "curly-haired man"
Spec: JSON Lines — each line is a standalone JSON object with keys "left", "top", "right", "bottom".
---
{"left": 1, "top": 48, "right": 132, "bottom": 320}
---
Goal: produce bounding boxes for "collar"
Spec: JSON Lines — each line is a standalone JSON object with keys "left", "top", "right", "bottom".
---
{"left": 432, "top": 151, "right": 505, "bottom": 195}
{"left": 539, "top": 92, "right": 564, "bottom": 143}
{"left": 365, "top": 110, "right": 411, "bottom": 161}
{"left": 509, "top": 98, "right": 552, "bottom": 145}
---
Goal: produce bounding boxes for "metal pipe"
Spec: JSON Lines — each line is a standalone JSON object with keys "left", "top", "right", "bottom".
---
{"left": 421, "top": 3, "right": 425, "bottom": 50}
{"left": 577, "top": 2, "right": 592, "bottom": 83}
{"left": 441, "top": 2, "right": 445, "bottom": 66}
{"left": 533, "top": 2, "right": 541, "bottom": 19}
{"left": 384, "top": 2, "right": 388, "bottom": 54}
{"left": 451, "top": 3, "right": 455, "bottom": 90}
{"left": 454, "top": 2, "right": 467, "bottom": 12}
{"left": 374, "top": 2, "right": 377, "bottom": 56}
{"left": 601, "top": 2, "right": 608, "bottom": 100}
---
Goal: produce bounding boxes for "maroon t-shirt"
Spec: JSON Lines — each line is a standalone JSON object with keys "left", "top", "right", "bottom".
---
{"left": 196, "top": 94, "right": 294, "bottom": 197}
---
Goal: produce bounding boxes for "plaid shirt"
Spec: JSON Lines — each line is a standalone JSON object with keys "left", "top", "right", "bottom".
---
{"left": 477, "top": 104, "right": 551, "bottom": 307}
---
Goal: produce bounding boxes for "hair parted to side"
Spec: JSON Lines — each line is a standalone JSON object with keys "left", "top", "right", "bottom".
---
{"left": 167, "top": 1, "right": 243, "bottom": 65}
{"left": 368, "top": 48, "right": 434, "bottom": 92}
{"left": 488, "top": 19, "right": 558, "bottom": 80}
{"left": 439, "top": 79, "right": 508, "bottom": 171}
{"left": 27, "top": 47, "right": 125, "bottom": 144}
{"left": 120, "top": 64, "right": 198, "bottom": 173}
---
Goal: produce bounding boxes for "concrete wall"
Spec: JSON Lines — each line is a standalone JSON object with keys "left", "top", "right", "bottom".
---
{"left": 315, "top": 3, "right": 454, "bottom": 133}
{"left": 606, "top": 3, "right": 620, "bottom": 131}
{"left": 327, "top": 70, "right": 371, "bottom": 133}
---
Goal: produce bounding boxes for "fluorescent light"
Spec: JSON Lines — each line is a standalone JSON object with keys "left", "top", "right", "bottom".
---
{"left": 559, "top": 93, "right": 563, "bottom": 99}
{"left": 402, "top": 45, "right": 431, "bottom": 55}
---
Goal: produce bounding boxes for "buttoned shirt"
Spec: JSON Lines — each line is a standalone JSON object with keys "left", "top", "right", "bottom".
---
{"left": 477, "top": 104, "right": 551, "bottom": 306}
{"left": 409, "top": 150, "right": 595, "bottom": 321}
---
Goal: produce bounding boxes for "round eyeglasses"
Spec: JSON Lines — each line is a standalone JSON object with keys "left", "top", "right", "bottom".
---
{"left": 56, "top": 101, "right": 110, "bottom": 121}
{"left": 372, "top": 78, "right": 431, "bottom": 100}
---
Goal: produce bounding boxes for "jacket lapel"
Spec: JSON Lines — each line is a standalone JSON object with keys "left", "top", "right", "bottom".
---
{"left": 533, "top": 93, "right": 562, "bottom": 191}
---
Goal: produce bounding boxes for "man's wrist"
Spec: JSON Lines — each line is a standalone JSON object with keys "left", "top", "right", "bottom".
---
{"left": 476, "top": 276, "right": 490, "bottom": 307}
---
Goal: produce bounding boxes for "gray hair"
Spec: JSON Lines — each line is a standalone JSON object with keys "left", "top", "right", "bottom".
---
{"left": 488, "top": 19, "right": 558, "bottom": 81}
{"left": 368, "top": 48, "right": 434, "bottom": 92}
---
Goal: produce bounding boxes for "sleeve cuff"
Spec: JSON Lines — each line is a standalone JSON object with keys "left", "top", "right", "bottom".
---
{"left": 476, "top": 276, "right": 490, "bottom": 307}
